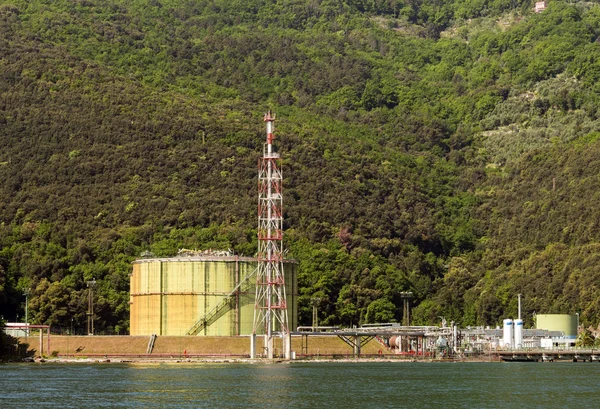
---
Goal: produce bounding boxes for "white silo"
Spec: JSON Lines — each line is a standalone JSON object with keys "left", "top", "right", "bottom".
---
{"left": 514, "top": 319, "right": 523, "bottom": 349}
{"left": 503, "top": 319, "right": 514, "bottom": 348}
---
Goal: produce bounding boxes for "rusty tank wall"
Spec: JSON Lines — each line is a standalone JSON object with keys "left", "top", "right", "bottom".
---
{"left": 130, "top": 256, "right": 297, "bottom": 336}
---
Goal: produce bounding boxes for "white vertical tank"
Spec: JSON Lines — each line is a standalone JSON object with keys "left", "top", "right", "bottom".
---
{"left": 453, "top": 324, "right": 458, "bottom": 352}
{"left": 503, "top": 319, "right": 514, "bottom": 348}
{"left": 514, "top": 319, "right": 523, "bottom": 349}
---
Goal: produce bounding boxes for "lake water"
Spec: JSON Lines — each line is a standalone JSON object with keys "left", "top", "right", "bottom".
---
{"left": 2, "top": 361, "right": 599, "bottom": 408}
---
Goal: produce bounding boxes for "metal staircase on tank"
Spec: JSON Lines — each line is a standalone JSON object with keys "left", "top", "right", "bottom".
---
{"left": 186, "top": 268, "right": 257, "bottom": 336}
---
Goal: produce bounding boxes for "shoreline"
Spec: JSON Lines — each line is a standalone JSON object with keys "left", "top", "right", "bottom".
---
{"left": 5, "top": 355, "right": 500, "bottom": 364}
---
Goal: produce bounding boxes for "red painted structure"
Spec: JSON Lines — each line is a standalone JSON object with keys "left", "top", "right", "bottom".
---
{"left": 253, "top": 111, "right": 290, "bottom": 359}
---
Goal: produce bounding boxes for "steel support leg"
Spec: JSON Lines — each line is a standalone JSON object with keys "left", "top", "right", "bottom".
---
{"left": 250, "top": 333, "right": 256, "bottom": 359}
{"left": 285, "top": 332, "right": 292, "bottom": 360}
{"left": 354, "top": 335, "right": 361, "bottom": 358}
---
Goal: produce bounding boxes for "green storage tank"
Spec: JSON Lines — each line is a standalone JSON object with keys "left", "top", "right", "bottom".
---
{"left": 130, "top": 255, "right": 297, "bottom": 336}
{"left": 535, "top": 314, "right": 578, "bottom": 337}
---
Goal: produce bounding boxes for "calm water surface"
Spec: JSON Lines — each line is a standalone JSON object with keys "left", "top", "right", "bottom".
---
{"left": 2, "top": 361, "right": 599, "bottom": 408}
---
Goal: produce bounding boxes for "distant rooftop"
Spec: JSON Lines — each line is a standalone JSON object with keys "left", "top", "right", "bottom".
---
{"left": 535, "top": 1, "right": 547, "bottom": 13}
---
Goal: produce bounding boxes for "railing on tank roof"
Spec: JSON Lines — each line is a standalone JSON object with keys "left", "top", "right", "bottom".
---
{"left": 177, "top": 248, "right": 234, "bottom": 257}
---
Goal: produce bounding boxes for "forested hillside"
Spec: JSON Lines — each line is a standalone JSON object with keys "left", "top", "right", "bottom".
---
{"left": 1, "top": 0, "right": 600, "bottom": 333}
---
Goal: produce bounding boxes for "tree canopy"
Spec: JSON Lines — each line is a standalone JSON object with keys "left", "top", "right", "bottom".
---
{"left": 1, "top": 0, "right": 600, "bottom": 332}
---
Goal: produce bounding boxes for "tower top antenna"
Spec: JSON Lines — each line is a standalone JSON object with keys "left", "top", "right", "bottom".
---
{"left": 264, "top": 111, "right": 276, "bottom": 148}
{"left": 263, "top": 110, "right": 276, "bottom": 122}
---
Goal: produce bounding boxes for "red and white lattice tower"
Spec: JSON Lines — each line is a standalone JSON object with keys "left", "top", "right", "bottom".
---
{"left": 252, "top": 110, "right": 289, "bottom": 359}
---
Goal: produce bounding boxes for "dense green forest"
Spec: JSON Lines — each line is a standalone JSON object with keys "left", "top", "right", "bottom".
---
{"left": 2, "top": 0, "right": 600, "bottom": 333}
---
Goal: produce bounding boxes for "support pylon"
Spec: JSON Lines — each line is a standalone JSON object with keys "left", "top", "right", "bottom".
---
{"left": 252, "top": 111, "right": 289, "bottom": 359}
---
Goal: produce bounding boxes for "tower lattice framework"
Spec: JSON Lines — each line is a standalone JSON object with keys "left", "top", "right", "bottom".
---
{"left": 253, "top": 111, "right": 289, "bottom": 358}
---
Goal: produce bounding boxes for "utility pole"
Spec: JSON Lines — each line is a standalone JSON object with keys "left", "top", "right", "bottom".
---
{"left": 87, "top": 279, "right": 96, "bottom": 335}
{"left": 23, "top": 288, "right": 30, "bottom": 336}
{"left": 311, "top": 297, "right": 321, "bottom": 331}
{"left": 400, "top": 291, "right": 413, "bottom": 326}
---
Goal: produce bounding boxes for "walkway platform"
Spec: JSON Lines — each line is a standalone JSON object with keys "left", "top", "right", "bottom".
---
{"left": 498, "top": 349, "right": 600, "bottom": 362}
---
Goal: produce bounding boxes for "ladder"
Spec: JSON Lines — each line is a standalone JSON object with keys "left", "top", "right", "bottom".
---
{"left": 186, "top": 268, "right": 257, "bottom": 336}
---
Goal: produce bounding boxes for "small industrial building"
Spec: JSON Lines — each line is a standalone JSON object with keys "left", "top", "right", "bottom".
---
{"left": 129, "top": 253, "right": 298, "bottom": 336}
{"left": 535, "top": 1, "right": 547, "bottom": 13}
{"left": 3, "top": 323, "right": 30, "bottom": 337}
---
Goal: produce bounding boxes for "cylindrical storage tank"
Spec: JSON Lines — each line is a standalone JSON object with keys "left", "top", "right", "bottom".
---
{"left": 514, "top": 319, "right": 523, "bottom": 349}
{"left": 453, "top": 324, "right": 458, "bottom": 351}
{"left": 388, "top": 335, "right": 409, "bottom": 352}
{"left": 503, "top": 319, "right": 513, "bottom": 348}
{"left": 435, "top": 336, "right": 448, "bottom": 348}
{"left": 129, "top": 256, "right": 298, "bottom": 336}
{"left": 535, "top": 314, "right": 578, "bottom": 338}
{"left": 389, "top": 336, "right": 400, "bottom": 348}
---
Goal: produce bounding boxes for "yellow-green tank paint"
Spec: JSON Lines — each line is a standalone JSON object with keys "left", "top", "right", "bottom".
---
{"left": 130, "top": 256, "right": 297, "bottom": 336}
{"left": 535, "top": 314, "right": 578, "bottom": 337}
